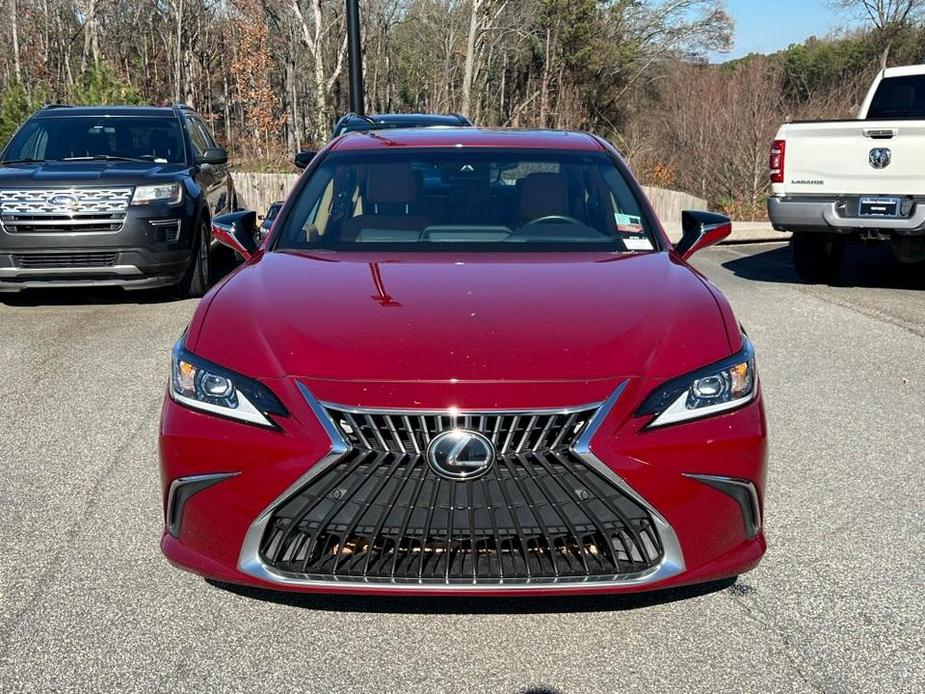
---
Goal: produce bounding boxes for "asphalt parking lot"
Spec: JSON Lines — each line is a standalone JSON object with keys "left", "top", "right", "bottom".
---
{"left": 1, "top": 241, "right": 922, "bottom": 694}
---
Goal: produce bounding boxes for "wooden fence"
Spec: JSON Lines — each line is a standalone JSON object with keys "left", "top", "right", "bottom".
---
{"left": 232, "top": 173, "right": 298, "bottom": 217}
{"left": 232, "top": 173, "right": 708, "bottom": 233}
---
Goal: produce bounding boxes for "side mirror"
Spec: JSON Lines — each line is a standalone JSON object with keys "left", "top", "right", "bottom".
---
{"left": 212, "top": 210, "right": 259, "bottom": 260}
{"left": 675, "top": 210, "right": 731, "bottom": 260}
{"left": 197, "top": 147, "right": 228, "bottom": 166}
{"left": 294, "top": 150, "right": 317, "bottom": 169}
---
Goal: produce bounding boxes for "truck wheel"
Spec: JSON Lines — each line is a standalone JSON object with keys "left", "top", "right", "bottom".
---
{"left": 791, "top": 232, "right": 845, "bottom": 283}
{"left": 176, "top": 221, "right": 211, "bottom": 298}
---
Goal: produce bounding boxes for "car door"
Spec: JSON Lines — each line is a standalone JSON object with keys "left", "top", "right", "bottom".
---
{"left": 185, "top": 115, "right": 227, "bottom": 216}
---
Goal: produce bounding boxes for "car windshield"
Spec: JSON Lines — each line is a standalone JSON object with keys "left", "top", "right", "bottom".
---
{"left": 272, "top": 149, "right": 657, "bottom": 252}
{"left": 4, "top": 116, "right": 186, "bottom": 163}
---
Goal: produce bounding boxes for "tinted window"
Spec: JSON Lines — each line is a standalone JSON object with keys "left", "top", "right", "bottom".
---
{"left": 192, "top": 117, "right": 217, "bottom": 149}
{"left": 273, "top": 149, "right": 657, "bottom": 253}
{"left": 185, "top": 116, "right": 209, "bottom": 155}
{"left": 5, "top": 116, "right": 185, "bottom": 163}
{"left": 867, "top": 75, "right": 925, "bottom": 119}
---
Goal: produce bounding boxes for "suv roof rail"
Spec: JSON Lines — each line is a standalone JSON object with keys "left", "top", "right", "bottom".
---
{"left": 41, "top": 104, "right": 73, "bottom": 110}
{"left": 342, "top": 112, "right": 377, "bottom": 125}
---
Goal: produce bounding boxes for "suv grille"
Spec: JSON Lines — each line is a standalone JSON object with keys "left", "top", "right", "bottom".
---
{"left": 0, "top": 188, "right": 131, "bottom": 233}
{"left": 259, "top": 405, "right": 664, "bottom": 585}
{"left": 15, "top": 252, "right": 117, "bottom": 269}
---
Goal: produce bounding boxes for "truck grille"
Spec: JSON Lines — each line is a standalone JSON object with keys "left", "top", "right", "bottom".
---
{"left": 15, "top": 252, "right": 117, "bottom": 269}
{"left": 258, "top": 405, "right": 664, "bottom": 585}
{"left": 0, "top": 188, "right": 131, "bottom": 233}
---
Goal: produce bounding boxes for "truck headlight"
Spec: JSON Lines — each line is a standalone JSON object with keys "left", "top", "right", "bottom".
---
{"left": 170, "top": 339, "right": 288, "bottom": 428}
{"left": 637, "top": 338, "right": 756, "bottom": 428}
{"left": 132, "top": 183, "right": 183, "bottom": 206}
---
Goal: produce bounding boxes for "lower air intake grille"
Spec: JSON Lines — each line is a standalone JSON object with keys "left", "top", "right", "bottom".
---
{"left": 16, "top": 252, "right": 117, "bottom": 268}
{"left": 259, "top": 406, "right": 664, "bottom": 585}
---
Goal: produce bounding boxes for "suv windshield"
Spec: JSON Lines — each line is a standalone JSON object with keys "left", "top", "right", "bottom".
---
{"left": 4, "top": 116, "right": 186, "bottom": 163}
{"left": 867, "top": 75, "right": 925, "bottom": 119}
{"left": 273, "top": 149, "right": 656, "bottom": 252}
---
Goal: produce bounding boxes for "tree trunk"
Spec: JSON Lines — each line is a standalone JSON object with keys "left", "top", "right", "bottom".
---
{"left": 11, "top": 0, "right": 22, "bottom": 84}
{"left": 461, "top": 0, "right": 482, "bottom": 118}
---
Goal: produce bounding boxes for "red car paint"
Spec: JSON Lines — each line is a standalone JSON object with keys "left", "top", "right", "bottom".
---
{"left": 160, "top": 129, "right": 767, "bottom": 596}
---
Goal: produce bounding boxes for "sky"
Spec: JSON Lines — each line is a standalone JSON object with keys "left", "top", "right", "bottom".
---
{"left": 710, "top": 0, "right": 862, "bottom": 62}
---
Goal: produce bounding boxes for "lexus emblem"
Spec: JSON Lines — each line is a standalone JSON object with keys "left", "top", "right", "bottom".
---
{"left": 869, "top": 147, "right": 891, "bottom": 169}
{"left": 426, "top": 429, "right": 495, "bottom": 481}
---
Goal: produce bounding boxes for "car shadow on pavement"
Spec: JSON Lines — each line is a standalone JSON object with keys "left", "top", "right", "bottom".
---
{"left": 207, "top": 576, "right": 737, "bottom": 614}
{"left": 0, "top": 287, "right": 185, "bottom": 306}
{"left": 721, "top": 242, "right": 925, "bottom": 290}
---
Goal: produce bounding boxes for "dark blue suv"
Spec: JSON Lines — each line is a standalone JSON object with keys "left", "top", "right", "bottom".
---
{"left": 0, "top": 104, "right": 236, "bottom": 297}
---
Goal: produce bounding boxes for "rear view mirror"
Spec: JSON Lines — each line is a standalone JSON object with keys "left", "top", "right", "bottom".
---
{"left": 675, "top": 210, "right": 732, "bottom": 260}
{"left": 197, "top": 147, "right": 228, "bottom": 166}
{"left": 294, "top": 150, "right": 317, "bottom": 169}
{"left": 212, "top": 210, "right": 259, "bottom": 260}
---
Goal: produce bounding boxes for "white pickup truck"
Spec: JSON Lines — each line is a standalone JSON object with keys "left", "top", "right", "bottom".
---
{"left": 768, "top": 64, "right": 925, "bottom": 281}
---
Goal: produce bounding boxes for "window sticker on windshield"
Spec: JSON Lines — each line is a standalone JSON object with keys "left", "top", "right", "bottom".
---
{"left": 623, "top": 237, "right": 654, "bottom": 251}
{"left": 615, "top": 213, "right": 644, "bottom": 233}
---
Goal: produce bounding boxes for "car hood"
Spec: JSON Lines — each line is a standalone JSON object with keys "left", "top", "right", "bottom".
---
{"left": 191, "top": 251, "right": 737, "bottom": 387}
{"left": 0, "top": 161, "right": 187, "bottom": 185}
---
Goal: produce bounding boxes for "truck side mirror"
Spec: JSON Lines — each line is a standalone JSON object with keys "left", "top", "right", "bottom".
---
{"left": 197, "top": 147, "right": 228, "bottom": 166}
{"left": 212, "top": 210, "right": 259, "bottom": 260}
{"left": 675, "top": 210, "right": 731, "bottom": 260}
{"left": 294, "top": 150, "right": 317, "bottom": 169}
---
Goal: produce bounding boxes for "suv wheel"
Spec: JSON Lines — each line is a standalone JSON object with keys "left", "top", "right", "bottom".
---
{"left": 792, "top": 232, "right": 846, "bottom": 283}
{"left": 176, "top": 221, "right": 211, "bottom": 298}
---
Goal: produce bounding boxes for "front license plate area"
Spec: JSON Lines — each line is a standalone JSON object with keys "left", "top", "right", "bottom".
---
{"left": 859, "top": 196, "right": 900, "bottom": 217}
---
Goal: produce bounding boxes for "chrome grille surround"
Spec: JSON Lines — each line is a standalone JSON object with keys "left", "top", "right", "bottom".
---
{"left": 0, "top": 187, "right": 131, "bottom": 234}
{"left": 237, "top": 382, "right": 685, "bottom": 591}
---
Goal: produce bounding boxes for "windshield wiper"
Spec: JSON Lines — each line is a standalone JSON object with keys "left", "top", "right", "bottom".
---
{"left": 62, "top": 155, "right": 151, "bottom": 163}
{"left": 0, "top": 158, "right": 46, "bottom": 165}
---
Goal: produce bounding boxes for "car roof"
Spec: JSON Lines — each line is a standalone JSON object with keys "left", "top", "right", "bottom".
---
{"left": 330, "top": 127, "right": 604, "bottom": 152}
{"left": 33, "top": 105, "right": 182, "bottom": 119}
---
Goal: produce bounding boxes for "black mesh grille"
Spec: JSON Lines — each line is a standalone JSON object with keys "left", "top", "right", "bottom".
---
{"left": 259, "top": 406, "right": 664, "bottom": 584}
{"left": 15, "top": 252, "right": 117, "bottom": 268}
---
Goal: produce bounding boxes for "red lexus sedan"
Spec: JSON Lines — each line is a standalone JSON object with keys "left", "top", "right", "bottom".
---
{"left": 159, "top": 128, "right": 767, "bottom": 596}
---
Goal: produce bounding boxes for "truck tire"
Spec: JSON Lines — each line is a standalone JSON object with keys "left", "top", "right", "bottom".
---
{"left": 791, "top": 232, "right": 845, "bottom": 283}
{"left": 176, "top": 221, "right": 211, "bottom": 298}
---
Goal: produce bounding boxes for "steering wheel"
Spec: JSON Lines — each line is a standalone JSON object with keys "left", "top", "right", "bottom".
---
{"left": 522, "top": 214, "right": 583, "bottom": 227}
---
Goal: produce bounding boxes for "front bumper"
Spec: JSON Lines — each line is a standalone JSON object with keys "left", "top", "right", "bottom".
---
{"left": 768, "top": 195, "right": 925, "bottom": 235}
{"left": 159, "top": 377, "right": 768, "bottom": 596}
{"left": 0, "top": 203, "right": 195, "bottom": 292}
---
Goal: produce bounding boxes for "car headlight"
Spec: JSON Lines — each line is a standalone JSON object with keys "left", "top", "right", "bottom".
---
{"left": 132, "top": 183, "right": 183, "bottom": 205}
{"left": 169, "top": 339, "right": 288, "bottom": 428}
{"left": 637, "top": 338, "right": 756, "bottom": 428}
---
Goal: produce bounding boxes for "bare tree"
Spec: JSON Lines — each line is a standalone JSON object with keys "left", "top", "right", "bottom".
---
{"left": 832, "top": 0, "right": 925, "bottom": 66}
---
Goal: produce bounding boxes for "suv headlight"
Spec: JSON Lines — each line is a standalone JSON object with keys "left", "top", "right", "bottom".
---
{"left": 132, "top": 183, "right": 183, "bottom": 205}
{"left": 170, "top": 340, "right": 288, "bottom": 428}
{"left": 637, "top": 338, "right": 756, "bottom": 428}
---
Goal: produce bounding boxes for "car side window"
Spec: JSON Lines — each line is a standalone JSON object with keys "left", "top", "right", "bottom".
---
{"left": 185, "top": 116, "right": 208, "bottom": 156}
{"left": 193, "top": 118, "right": 217, "bottom": 149}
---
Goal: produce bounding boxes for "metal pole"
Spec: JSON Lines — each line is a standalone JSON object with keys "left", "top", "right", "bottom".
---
{"left": 346, "top": 0, "right": 365, "bottom": 115}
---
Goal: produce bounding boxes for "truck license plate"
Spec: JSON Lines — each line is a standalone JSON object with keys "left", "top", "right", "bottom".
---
{"left": 859, "top": 196, "right": 900, "bottom": 217}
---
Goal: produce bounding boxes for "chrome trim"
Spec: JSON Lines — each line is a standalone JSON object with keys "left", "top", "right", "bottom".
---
{"left": 0, "top": 187, "right": 131, "bottom": 235}
{"left": 166, "top": 472, "right": 237, "bottom": 537}
{"left": 684, "top": 473, "right": 762, "bottom": 537}
{"left": 318, "top": 400, "right": 604, "bottom": 416}
{"left": 237, "top": 381, "right": 686, "bottom": 591}
{"left": 0, "top": 264, "right": 143, "bottom": 277}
